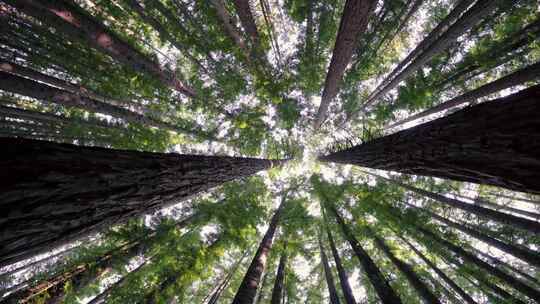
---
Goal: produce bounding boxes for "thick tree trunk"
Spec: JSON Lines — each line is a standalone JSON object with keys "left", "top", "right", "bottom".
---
{"left": 320, "top": 85, "right": 540, "bottom": 194}
{"left": 368, "top": 229, "right": 441, "bottom": 304}
{"left": 270, "top": 247, "right": 286, "bottom": 304}
{"left": 319, "top": 234, "right": 340, "bottom": 304}
{"left": 387, "top": 61, "right": 540, "bottom": 129}
{"left": 0, "top": 137, "right": 284, "bottom": 267}
{"left": 327, "top": 204, "right": 402, "bottom": 304}
{"left": 362, "top": 0, "right": 499, "bottom": 110}
{"left": 405, "top": 202, "right": 540, "bottom": 267}
{"left": 5, "top": 0, "right": 195, "bottom": 97}
{"left": 313, "top": 0, "right": 376, "bottom": 129}
{"left": 325, "top": 217, "right": 356, "bottom": 304}
{"left": 0, "top": 71, "right": 208, "bottom": 138}
{"left": 400, "top": 236, "right": 478, "bottom": 304}
{"left": 232, "top": 196, "right": 287, "bottom": 304}
{"left": 420, "top": 227, "right": 540, "bottom": 302}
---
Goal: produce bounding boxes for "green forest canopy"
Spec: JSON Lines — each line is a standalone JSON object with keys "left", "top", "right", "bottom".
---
{"left": 0, "top": 0, "right": 539, "bottom": 303}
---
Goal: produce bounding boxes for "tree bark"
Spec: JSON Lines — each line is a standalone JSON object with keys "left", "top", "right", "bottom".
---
{"left": 5, "top": 0, "right": 195, "bottom": 97}
{"left": 313, "top": 0, "right": 376, "bottom": 129}
{"left": 270, "top": 245, "right": 286, "bottom": 304}
{"left": 232, "top": 195, "right": 288, "bottom": 304}
{"left": 319, "top": 233, "right": 340, "bottom": 304}
{"left": 211, "top": 0, "right": 252, "bottom": 63}
{"left": 386, "top": 61, "right": 540, "bottom": 129}
{"left": 320, "top": 85, "right": 540, "bottom": 194}
{"left": 368, "top": 229, "right": 441, "bottom": 304}
{"left": 232, "top": 0, "right": 260, "bottom": 47}
{"left": 0, "top": 137, "right": 284, "bottom": 267}
{"left": 400, "top": 236, "right": 478, "bottom": 304}
{"left": 327, "top": 204, "right": 402, "bottom": 304}
{"left": 419, "top": 227, "right": 540, "bottom": 302}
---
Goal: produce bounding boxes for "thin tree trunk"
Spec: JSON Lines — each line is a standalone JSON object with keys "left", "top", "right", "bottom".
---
{"left": 0, "top": 71, "right": 208, "bottom": 138}
{"left": 487, "top": 192, "right": 540, "bottom": 206}
{"left": 232, "top": 195, "right": 288, "bottom": 304}
{"left": 320, "top": 85, "right": 540, "bottom": 194}
{"left": 313, "top": 0, "right": 376, "bottom": 129}
{"left": 207, "top": 248, "right": 251, "bottom": 304}
{"left": 327, "top": 204, "right": 402, "bottom": 304}
{"left": 368, "top": 228, "right": 441, "bottom": 304}
{"left": 232, "top": 0, "right": 260, "bottom": 46}
{"left": 211, "top": 0, "right": 252, "bottom": 62}
{"left": 319, "top": 233, "right": 340, "bottom": 304}
{"left": 419, "top": 227, "right": 540, "bottom": 302}
{"left": 399, "top": 236, "right": 478, "bottom": 304}
{"left": 270, "top": 245, "right": 287, "bottom": 304}
{"left": 0, "top": 137, "right": 285, "bottom": 267}
{"left": 5, "top": 0, "right": 195, "bottom": 97}
{"left": 324, "top": 214, "right": 356, "bottom": 304}
{"left": 386, "top": 61, "right": 540, "bottom": 129}
{"left": 452, "top": 193, "right": 540, "bottom": 221}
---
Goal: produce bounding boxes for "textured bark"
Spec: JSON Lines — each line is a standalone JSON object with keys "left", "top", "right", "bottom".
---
{"left": 321, "top": 85, "right": 540, "bottom": 194}
{"left": 407, "top": 203, "right": 540, "bottom": 268}
{"left": 319, "top": 234, "right": 340, "bottom": 304}
{"left": 232, "top": 196, "right": 287, "bottom": 304}
{"left": 400, "top": 237, "right": 478, "bottom": 304}
{"left": 5, "top": 0, "right": 195, "bottom": 97}
{"left": 387, "top": 61, "right": 540, "bottom": 129}
{"left": 369, "top": 229, "right": 441, "bottom": 304}
{"left": 0, "top": 137, "right": 284, "bottom": 266}
{"left": 313, "top": 0, "right": 376, "bottom": 129}
{"left": 328, "top": 204, "right": 402, "bottom": 304}
{"left": 362, "top": 0, "right": 499, "bottom": 110}
{"left": 0, "top": 71, "right": 207, "bottom": 138}
{"left": 325, "top": 218, "right": 356, "bottom": 304}
{"left": 420, "top": 227, "right": 540, "bottom": 302}
{"left": 270, "top": 247, "right": 286, "bottom": 304}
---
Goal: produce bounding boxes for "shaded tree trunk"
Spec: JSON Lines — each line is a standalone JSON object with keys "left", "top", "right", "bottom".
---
{"left": 319, "top": 233, "right": 340, "bottom": 304}
{"left": 232, "top": 0, "right": 260, "bottom": 46}
{"left": 452, "top": 192, "right": 540, "bottom": 221}
{"left": 419, "top": 227, "right": 540, "bottom": 302}
{"left": 327, "top": 204, "right": 402, "bottom": 304}
{"left": 211, "top": 0, "right": 252, "bottom": 63}
{"left": 270, "top": 245, "right": 287, "bottom": 304}
{"left": 368, "top": 228, "right": 441, "bottom": 304}
{"left": 320, "top": 85, "right": 540, "bottom": 194}
{"left": 0, "top": 137, "right": 284, "bottom": 267}
{"left": 387, "top": 61, "right": 540, "bottom": 129}
{"left": 313, "top": 0, "right": 376, "bottom": 129}
{"left": 5, "top": 0, "right": 195, "bottom": 97}
{"left": 232, "top": 195, "right": 288, "bottom": 304}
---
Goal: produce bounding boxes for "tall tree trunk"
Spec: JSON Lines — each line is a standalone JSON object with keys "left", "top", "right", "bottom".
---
{"left": 211, "top": 0, "right": 252, "bottom": 63}
{"left": 0, "top": 137, "right": 285, "bottom": 267}
{"left": 368, "top": 228, "right": 441, "bottom": 304}
{"left": 232, "top": 0, "right": 260, "bottom": 47}
{"left": 327, "top": 204, "right": 402, "bottom": 304}
{"left": 254, "top": 266, "right": 269, "bottom": 304}
{"left": 232, "top": 195, "right": 288, "bottom": 304}
{"left": 361, "top": 0, "right": 499, "bottom": 110}
{"left": 324, "top": 214, "right": 356, "bottom": 304}
{"left": 452, "top": 192, "right": 540, "bottom": 221}
{"left": 313, "top": 0, "right": 376, "bottom": 129}
{"left": 5, "top": 0, "right": 195, "bottom": 97}
{"left": 419, "top": 227, "right": 540, "bottom": 302}
{"left": 0, "top": 71, "right": 208, "bottom": 139}
{"left": 399, "top": 236, "right": 478, "bottom": 304}
{"left": 270, "top": 244, "right": 287, "bottom": 304}
{"left": 319, "top": 233, "right": 340, "bottom": 304}
{"left": 386, "top": 61, "right": 540, "bottom": 129}
{"left": 207, "top": 248, "right": 252, "bottom": 304}
{"left": 320, "top": 85, "right": 540, "bottom": 194}
{"left": 487, "top": 192, "right": 540, "bottom": 206}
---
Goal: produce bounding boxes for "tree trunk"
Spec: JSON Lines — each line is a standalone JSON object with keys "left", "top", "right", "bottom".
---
{"left": 325, "top": 215, "right": 356, "bottom": 304}
{"left": 232, "top": 195, "right": 288, "bottom": 304}
{"left": 452, "top": 192, "right": 540, "bottom": 221}
{"left": 386, "top": 61, "right": 540, "bottom": 129}
{"left": 232, "top": 0, "right": 260, "bottom": 46}
{"left": 211, "top": 0, "right": 252, "bottom": 63}
{"left": 400, "top": 236, "right": 478, "bottom": 304}
{"left": 319, "top": 233, "right": 340, "bottom": 304}
{"left": 270, "top": 245, "right": 287, "bottom": 304}
{"left": 368, "top": 229, "right": 441, "bottom": 304}
{"left": 327, "top": 204, "right": 402, "bottom": 304}
{"left": 0, "top": 71, "right": 208, "bottom": 139}
{"left": 0, "top": 137, "right": 284, "bottom": 267}
{"left": 207, "top": 248, "right": 251, "bottom": 304}
{"left": 362, "top": 0, "right": 499, "bottom": 110}
{"left": 5, "top": 0, "right": 195, "bottom": 97}
{"left": 487, "top": 192, "right": 540, "bottom": 206}
{"left": 419, "top": 227, "right": 540, "bottom": 302}
{"left": 320, "top": 85, "right": 540, "bottom": 194}
{"left": 405, "top": 202, "right": 540, "bottom": 267}
{"left": 313, "top": 0, "right": 376, "bottom": 129}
